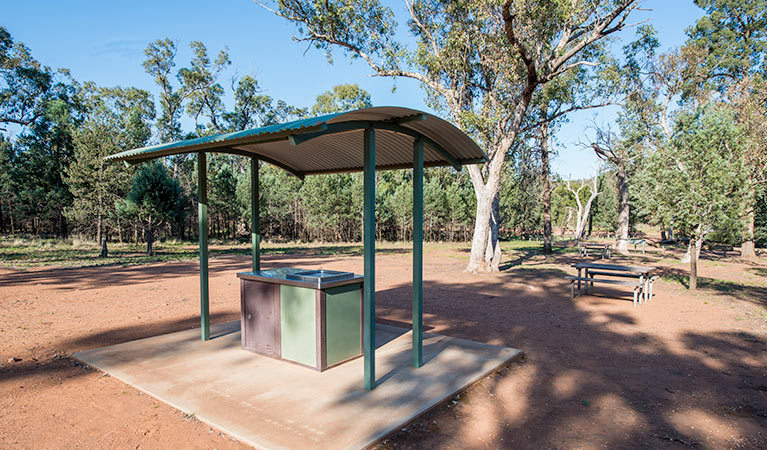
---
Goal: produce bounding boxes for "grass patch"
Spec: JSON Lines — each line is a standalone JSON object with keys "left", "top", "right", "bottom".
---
{"left": 0, "top": 236, "right": 441, "bottom": 270}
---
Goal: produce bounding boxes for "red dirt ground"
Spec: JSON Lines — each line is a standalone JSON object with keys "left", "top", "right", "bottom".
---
{"left": 1, "top": 245, "right": 765, "bottom": 449}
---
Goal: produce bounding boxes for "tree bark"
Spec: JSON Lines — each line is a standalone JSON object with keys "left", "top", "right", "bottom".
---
{"left": 741, "top": 199, "right": 756, "bottom": 259}
{"left": 615, "top": 166, "right": 630, "bottom": 254}
{"left": 466, "top": 184, "right": 492, "bottom": 272}
{"left": 465, "top": 88, "right": 532, "bottom": 273}
{"left": 689, "top": 237, "right": 698, "bottom": 290}
{"left": 485, "top": 192, "right": 502, "bottom": 270}
{"left": 568, "top": 175, "right": 601, "bottom": 240}
{"left": 59, "top": 213, "right": 67, "bottom": 239}
{"left": 96, "top": 210, "right": 102, "bottom": 247}
{"left": 146, "top": 219, "right": 154, "bottom": 256}
{"left": 100, "top": 237, "right": 108, "bottom": 258}
{"left": 682, "top": 224, "right": 703, "bottom": 264}
{"left": 540, "top": 116, "right": 553, "bottom": 254}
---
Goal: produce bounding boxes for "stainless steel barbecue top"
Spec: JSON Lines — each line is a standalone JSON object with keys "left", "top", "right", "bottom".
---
{"left": 285, "top": 269, "right": 355, "bottom": 287}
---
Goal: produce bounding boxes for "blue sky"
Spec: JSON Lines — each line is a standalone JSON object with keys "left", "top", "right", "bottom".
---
{"left": 4, "top": 0, "right": 703, "bottom": 178}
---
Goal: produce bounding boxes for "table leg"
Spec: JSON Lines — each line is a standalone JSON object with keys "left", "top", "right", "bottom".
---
{"left": 577, "top": 268, "right": 582, "bottom": 295}
{"left": 585, "top": 269, "right": 590, "bottom": 295}
{"left": 641, "top": 275, "right": 646, "bottom": 303}
{"left": 646, "top": 277, "right": 651, "bottom": 301}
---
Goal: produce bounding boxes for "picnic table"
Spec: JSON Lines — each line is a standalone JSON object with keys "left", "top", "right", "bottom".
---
{"left": 565, "top": 262, "right": 658, "bottom": 308}
{"left": 579, "top": 242, "right": 612, "bottom": 259}
{"left": 627, "top": 238, "right": 646, "bottom": 254}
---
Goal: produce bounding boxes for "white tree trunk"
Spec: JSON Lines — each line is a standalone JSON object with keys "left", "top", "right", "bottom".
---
{"left": 567, "top": 174, "right": 601, "bottom": 240}
{"left": 466, "top": 183, "right": 493, "bottom": 272}
{"left": 681, "top": 224, "right": 703, "bottom": 263}
{"left": 615, "top": 166, "right": 630, "bottom": 253}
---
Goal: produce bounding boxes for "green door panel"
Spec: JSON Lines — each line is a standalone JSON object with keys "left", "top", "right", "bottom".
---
{"left": 325, "top": 284, "right": 362, "bottom": 366}
{"left": 280, "top": 285, "right": 317, "bottom": 367}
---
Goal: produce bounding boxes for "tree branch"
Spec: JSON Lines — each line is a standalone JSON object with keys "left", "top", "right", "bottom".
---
{"left": 520, "top": 101, "right": 620, "bottom": 133}
{"left": 502, "top": 1, "right": 538, "bottom": 85}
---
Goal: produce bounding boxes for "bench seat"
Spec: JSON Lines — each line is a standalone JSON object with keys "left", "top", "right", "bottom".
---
{"left": 564, "top": 275, "right": 643, "bottom": 307}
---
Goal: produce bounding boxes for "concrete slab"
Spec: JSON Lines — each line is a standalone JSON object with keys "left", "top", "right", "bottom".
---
{"left": 74, "top": 322, "right": 522, "bottom": 450}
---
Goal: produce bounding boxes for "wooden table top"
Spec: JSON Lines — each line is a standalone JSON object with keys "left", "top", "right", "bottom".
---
{"left": 572, "top": 262, "right": 657, "bottom": 274}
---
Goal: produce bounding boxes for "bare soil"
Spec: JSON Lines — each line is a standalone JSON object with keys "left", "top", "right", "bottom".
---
{"left": 1, "top": 242, "right": 765, "bottom": 449}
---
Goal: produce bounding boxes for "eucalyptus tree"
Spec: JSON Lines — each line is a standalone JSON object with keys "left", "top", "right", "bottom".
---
{"left": 684, "top": 0, "right": 767, "bottom": 258}
{"left": 565, "top": 170, "right": 601, "bottom": 240}
{"left": 142, "top": 39, "right": 230, "bottom": 159}
{"left": 182, "top": 41, "right": 232, "bottom": 135}
{"left": 223, "top": 75, "right": 307, "bottom": 131}
{"left": 310, "top": 83, "right": 372, "bottom": 115}
{"left": 527, "top": 60, "right": 622, "bottom": 253}
{"left": 143, "top": 39, "right": 185, "bottom": 143}
{"left": 0, "top": 27, "right": 82, "bottom": 237}
{"left": 260, "top": 0, "right": 641, "bottom": 272}
{"left": 582, "top": 26, "right": 661, "bottom": 253}
{"left": 0, "top": 26, "right": 55, "bottom": 130}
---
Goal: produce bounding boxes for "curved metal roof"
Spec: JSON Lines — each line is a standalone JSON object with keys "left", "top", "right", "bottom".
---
{"left": 105, "top": 106, "right": 486, "bottom": 177}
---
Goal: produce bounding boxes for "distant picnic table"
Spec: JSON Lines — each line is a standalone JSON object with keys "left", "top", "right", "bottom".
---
{"left": 578, "top": 242, "right": 612, "bottom": 259}
{"left": 565, "top": 262, "right": 658, "bottom": 308}
{"left": 627, "top": 238, "right": 646, "bottom": 254}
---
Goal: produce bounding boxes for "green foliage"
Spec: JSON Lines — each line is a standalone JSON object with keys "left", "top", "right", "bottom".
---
{"left": 126, "top": 162, "right": 185, "bottom": 232}
{"left": 590, "top": 173, "right": 618, "bottom": 232}
{"left": 142, "top": 39, "right": 184, "bottom": 142}
{"left": 301, "top": 173, "right": 363, "bottom": 241}
{"left": 311, "top": 83, "right": 372, "bottom": 115}
{"left": 223, "top": 76, "right": 307, "bottom": 130}
{"left": 635, "top": 104, "right": 747, "bottom": 242}
{"left": 182, "top": 41, "right": 231, "bottom": 134}
{"left": 65, "top": 84, "right": 155, "bottom": 240}
{"left": 687, "top": 0, "right": 767, "bottom": 91}
{"left": 0, "top": 27, "right": 81, "bottom": 237}
{"left": 0, "top": 26, "right": 56, "bottom": 129}
{"left": 500, "top": 152, "right": 542, "bottom": 235}
{"left": 238, "top": 163, "right": 303, "bottom": 240}
{"left": 207, "top": 156, "right": 240, "bottom": 239}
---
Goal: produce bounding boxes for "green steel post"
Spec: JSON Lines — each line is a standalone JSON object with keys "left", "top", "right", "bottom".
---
{"left": 198, "top": 152, "right": 210, "bottom": 341}
{"left": 251, "top": 158, "right": 260, "bottom": 272}
{"left": 363, "top": 127, "right": 376, "bottom": 390}
{"left": 412, "top": 137, "right": 423, "bottom": 368}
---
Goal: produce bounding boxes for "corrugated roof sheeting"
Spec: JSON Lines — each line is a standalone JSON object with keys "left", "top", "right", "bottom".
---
{"left": 105, "top": 107, "right": 486, "bottom": 174}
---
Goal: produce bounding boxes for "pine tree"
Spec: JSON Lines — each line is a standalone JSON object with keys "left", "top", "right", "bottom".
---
{"left": 65, "top": 84, "right": 155, "bottom": 243}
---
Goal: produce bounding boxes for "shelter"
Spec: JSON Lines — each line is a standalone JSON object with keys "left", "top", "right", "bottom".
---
{"left": 106, "top": 106, "right": 487, "bottom": 390}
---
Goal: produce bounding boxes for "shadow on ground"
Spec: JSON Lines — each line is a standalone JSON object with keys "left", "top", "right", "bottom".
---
{"left": 365, "top": 273, "right": 767, "bottom": 449}
{"left": 2, "top": 247, "right": 765, "bottom": 449}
